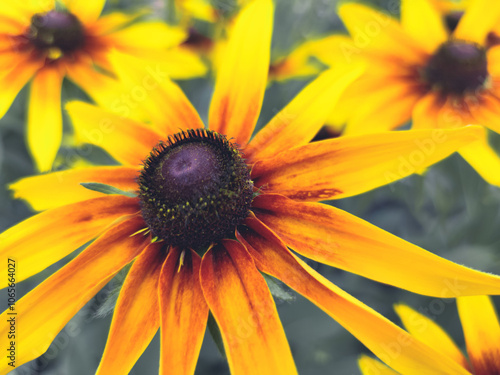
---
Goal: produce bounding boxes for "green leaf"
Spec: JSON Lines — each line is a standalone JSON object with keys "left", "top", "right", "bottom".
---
{"left": 54, "top": 0, "right": 68, "bottom": 11}
{"left": 80, "top": 182, "right": 137, "bottom": 198}
{"left": 262, "top": 273, "right": 295, "bottom": 302}
{"left": 207, "top": 312, "right": 226, "bottom": 358}
{"left": 92, "top": 264, "right": 132, "bottom": 319}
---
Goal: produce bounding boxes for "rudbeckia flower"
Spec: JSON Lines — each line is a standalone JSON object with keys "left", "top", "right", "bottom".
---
{"left": 2, "top": 1, "right": 500, "bottom": 374}
{"left": 333, "top": 0, "right": 500, "bottom": 186}
{"left": 0, "top": 0, "right": 206, "bottom": 172}
{"left": 359, "top": 296, "right": 500, "bottom": 374}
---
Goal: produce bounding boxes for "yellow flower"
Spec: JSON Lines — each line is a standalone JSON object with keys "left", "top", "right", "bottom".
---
{"left": 335, "top": 0, "right": 500, "bottom": 187}
{"left": 1, "top": 1, "right": 500, "bottom": 374}
{"left": 0, "top": 0, "right": 206, "bottom": 172}
{"left": 359, "top": 296, "right": 500, "bottom": 374}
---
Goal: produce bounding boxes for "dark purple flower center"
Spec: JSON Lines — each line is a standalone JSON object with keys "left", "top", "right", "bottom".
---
{"left": 423, "top": 40, "right": 488, "bottom": 95}
{"left": 138, "top": 129, "right": 253, "bottom": 250}
{"left": 29, "top": 10, "right": 85, "bottom": 53}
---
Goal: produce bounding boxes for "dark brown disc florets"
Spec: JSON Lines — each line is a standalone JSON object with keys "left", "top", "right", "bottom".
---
{"left": 423, "top": 40, "right": 488, "bottom": 95}
{"left": 29, "top": 10, "right": 85, "bottom": 54}
{"left": 138, "top": 129, "right": 254, "bottom": 250}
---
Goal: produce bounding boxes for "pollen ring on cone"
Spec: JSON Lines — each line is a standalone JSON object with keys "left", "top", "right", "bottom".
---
{"left": 138, "top": 129, "right": 254, "bottom": 250}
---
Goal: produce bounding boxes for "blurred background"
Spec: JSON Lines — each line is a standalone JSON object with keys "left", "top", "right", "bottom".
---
{"left": 1, "top": 0, "right": 500, "bottom": 374}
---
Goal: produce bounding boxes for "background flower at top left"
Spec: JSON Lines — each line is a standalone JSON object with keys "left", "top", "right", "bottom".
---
{"left": 0, "top": 0, "right": 207, "bottom": 172}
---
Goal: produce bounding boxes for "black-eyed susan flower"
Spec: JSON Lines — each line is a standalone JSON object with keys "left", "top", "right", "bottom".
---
{"left": 2, "top": 1, "right": 500, "bottom": 374}
{"left": 329, "top": 0, "right": 500, "bottom": 186}
{"left": 0, "top": 0, "right": 206, "bottom": 172}
{"left": 359, "top": 296, "right": 500, "bottom": 374}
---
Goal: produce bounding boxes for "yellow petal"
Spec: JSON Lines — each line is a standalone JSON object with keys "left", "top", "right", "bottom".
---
{"left": 268, "top": 38, "right": 323, "bottom": 82}
{"left": 0, "top": 196, "right": 140, "bottom": 286}
{"left": 0, "top": 59, "right": 42, "bottom": 118}
{"left": 0, "top": 216, "right": 149, "bottom": 375}
{"left": 176, "top": 0, "right": 217, "bottom": 23}
{"left": 338, "top": 3, "right": 426, "bottom": 63}
{"left": 65, "top": 62, "right": 122, "bottom": 110}
{"left": 0, "top": 13, "right": 26, "bottom": 34}
{"left": 27, "top": 66, "right": 64, "bottom": 172}
{"left": 342, "top": 77, "right": 424, "bottom": 135}
{"left": 459, "top": 135, "right": 500, "bottom": 187}
{"left": 107, "top": 50, "right": 204, "bottom": 134}
{"left": 401, "top": 0, "right": 448, "bottom": 53}
{"left": 10, "top": 167, "right": 139, "bottom": 211}
{"left": 208, "top": 0, "right": 273, "bottom": 146}
{"left": 146, "top": 47, "right": 208, "bottom": 80}
{"left": 1, "top": 2, "right": 35, "bottom": 26}
{"left": 252, "top": 194, "right": 500, "bottom": 297}
{"left": 87, "top": 11, "right": 147, "bottom": 35}
{"left": 64, "top": 0, "right": 105, "bottom": 24}
{"left": 457, "top": 296, "right": 500, "bottom": 374}
{"left": 411, "top": 92, "right": 445, "bottom": 130}
{"left": 304, "top": 34, "right": 362, "bottom": 68}
{"left": 469, "top": 94, "right": 500, "bottom": 135}
{"left": 268, "top": 35, "right": 357, "bottom": 82}
{"left": 251, "top": 126, "right": 483, "bottom": 201}
{"left": 96, "top": 242, "right": 165, "bottom": 375}
{"left": 101, "top": 22, "right": 187, "bottom": 50}
{"left": 200, "top": 240, "right": 298, "bottom": 375}
{"left": 237, "top": 216, "right": 471, "bottom": 375}
{"left": 454, "top": 0, "right": 500, "bottom": 44}
{"left": 394, "top": 304, "right": 468, "bottom": 368}
{"left": 66, "top": 101, "right": 162, "bottom": 166}
{"left": 246, "top": 65, "right": 363, "bottom": 162}
{"left": 358, "top": 355, "right": 400, "bottom": 375}
{"left": 15, "top": 0, "right": 53, "bottom": 15}
{"left": 487, "top": 46, "right": 500, "bottom": 78}
{"left": 159, "top": 248, "right": 208, "bottom": 375}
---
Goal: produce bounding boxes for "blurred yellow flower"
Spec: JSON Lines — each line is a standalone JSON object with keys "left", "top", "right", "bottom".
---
{"left": 0, "top": 0, "right": 205, "bottom": 171}
{"left": 334, "top": 0, "right": 500, "bottom": 187}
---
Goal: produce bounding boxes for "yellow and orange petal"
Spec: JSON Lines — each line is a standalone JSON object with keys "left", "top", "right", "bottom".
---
{"left": 0, "top": 196, "right": 140, "bottom": 286}
{"left": 236, "top": 216, "right": 470, "bottom": 374}
{"left": 251, "top": 127, "right": 483, "bottom": 201}
{"left": 10, "top": 166, "right": 139, "bottom": 211}
{"left": 458, "top": 296, "right": 500, "bottom": 374}
{"left": 0, "top": 216, "right": 149, "bottom": 374}
{"left": 208, "top": 0, "right": 273, "bottom": 146}
{"left": 159, "top": 248, "right": 208, "bottom": 375}
{"left": 200, "top": 240, "right": 298, "bottom": 375}
{"left": 96, "top": 241, "right": 165, "bottom": 375}
{"left": 394, "top": 304, "right": 469, "bottom": 368}
{"left": 251, "top": 193, "right": 500, "bottom": 297}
